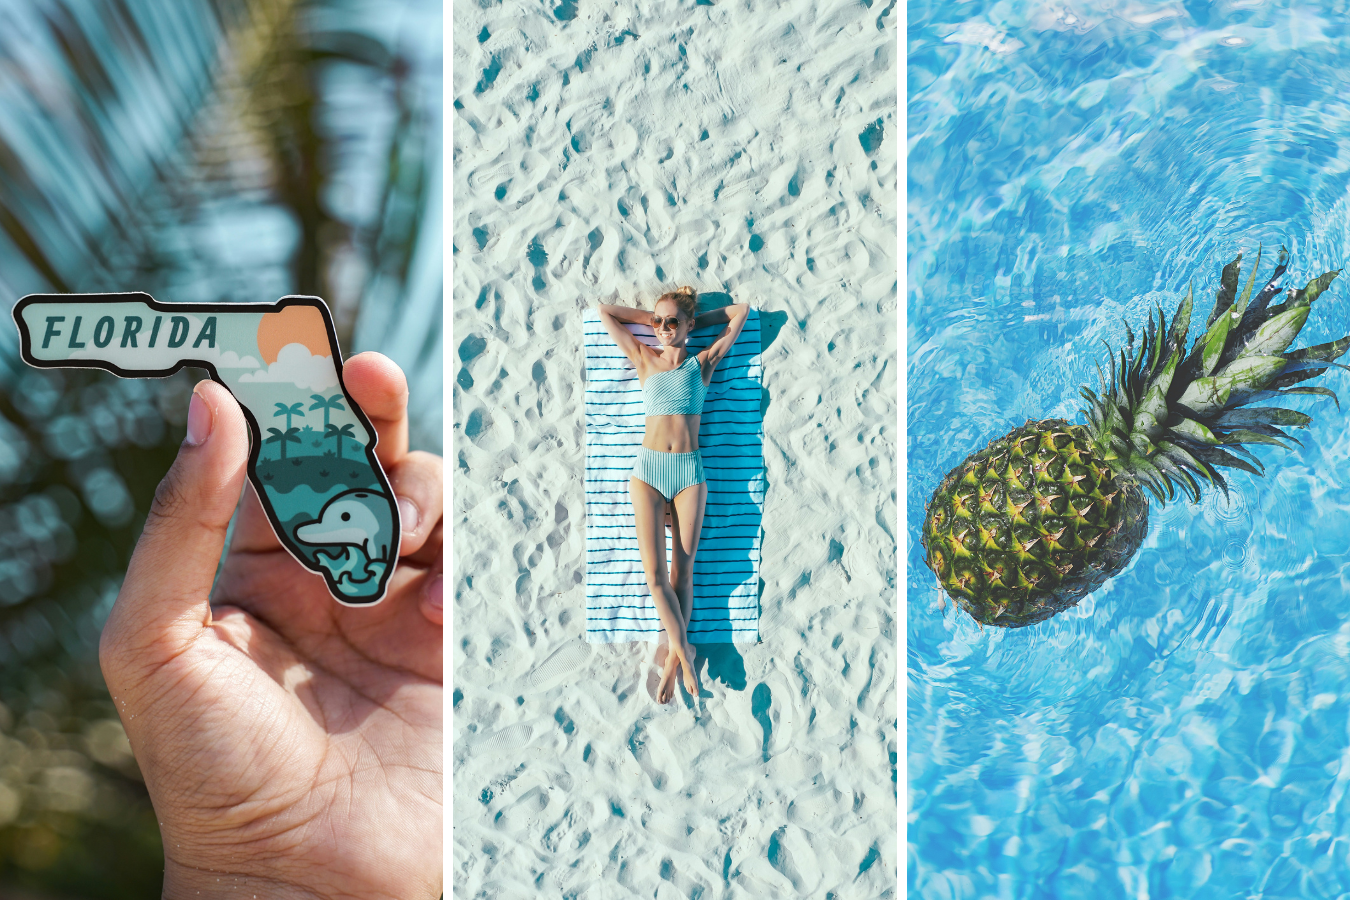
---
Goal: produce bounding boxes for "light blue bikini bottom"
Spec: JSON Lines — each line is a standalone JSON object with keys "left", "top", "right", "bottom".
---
{"left": 631, "top": 447, "right": 705, "bottom": 502}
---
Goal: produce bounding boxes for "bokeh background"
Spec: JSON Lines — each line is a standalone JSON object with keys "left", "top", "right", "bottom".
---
{"left": 0, "top": 0, "right": 440, "bottom": 895}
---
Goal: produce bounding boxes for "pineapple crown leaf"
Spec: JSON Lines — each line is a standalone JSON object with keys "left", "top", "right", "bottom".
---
{"left": 1153, "top": 443, "right": 1204, "bottom": 502}
{"left": 1081, "top": 249, "right": 1346, "bottom": 503}
{"left": 1223, "top": 442, "right": 1266, "bottom": 473}
{"left": 1214, "top": 407, "right": 1311, "bottom": 428}
{"left": 1156, "top": 439, "right": 1220, "bottom": 494}
{"left": 1261, "top": 385, "right": 1340, "bottom": 411}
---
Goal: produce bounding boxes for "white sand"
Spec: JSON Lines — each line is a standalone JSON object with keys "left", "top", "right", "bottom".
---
{"left": 452, "top": 2, "right": 898, "bottom": 896}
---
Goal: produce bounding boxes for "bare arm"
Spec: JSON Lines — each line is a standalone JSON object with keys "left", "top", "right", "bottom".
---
{"left": 692, "top": 307, "right": 734, "bottom": 330}
{"left": 596, "top": 304, "right": 652, "bottom": 368}
{"left": 698, "top": 303, "right": 751, "bottom": 376}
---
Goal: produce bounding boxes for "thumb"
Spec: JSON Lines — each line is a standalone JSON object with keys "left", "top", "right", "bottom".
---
{"left": 101, "top": 379, "right": 249, "bottom": 666}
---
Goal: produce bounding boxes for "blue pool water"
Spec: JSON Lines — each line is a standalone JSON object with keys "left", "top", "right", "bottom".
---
{"left": 908, "top": 5, "right": 1350, "bottom": 898}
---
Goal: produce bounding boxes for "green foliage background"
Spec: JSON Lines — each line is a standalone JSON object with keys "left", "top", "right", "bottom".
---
{"left": 0, "top": 0, "right": 441, "bottom": 894}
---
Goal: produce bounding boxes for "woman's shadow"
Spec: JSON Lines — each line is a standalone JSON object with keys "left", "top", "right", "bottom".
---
{"left": 670, "top": 293, "right": 789, "bottom": 698}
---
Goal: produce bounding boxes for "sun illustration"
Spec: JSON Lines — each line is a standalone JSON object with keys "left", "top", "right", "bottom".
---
{"left": 257, "top": 305, "right": 332, "bottom": 366}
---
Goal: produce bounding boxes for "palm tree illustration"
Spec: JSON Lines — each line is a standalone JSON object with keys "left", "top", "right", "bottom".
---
{"left": 273, "top": 402, "right": 305, "bottom": 459}
{"left": 266, "top": 427, "right": 302, "bottom": 460}
{"left": 326, "top": 422, "right": 356, "bottom": 459}
{"left": 275, "top": 401, "right": 305, "bottom": 430}
{"left": 309, "top": 393, "right": 345, "bottom": 429}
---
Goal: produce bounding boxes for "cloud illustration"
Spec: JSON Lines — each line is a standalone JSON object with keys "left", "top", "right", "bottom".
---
{"left": 212, "top": 350, "right": 260, "bottom": 369}
{"left": 237, "top": 343, "right": 338, "bottom": 391}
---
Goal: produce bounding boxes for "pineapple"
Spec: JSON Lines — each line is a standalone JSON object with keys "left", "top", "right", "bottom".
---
{"left": 922, "top": 248, "right": 1347, "bottom": 628}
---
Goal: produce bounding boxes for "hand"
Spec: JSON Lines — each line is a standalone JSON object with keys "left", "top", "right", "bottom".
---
{"left": 692, "top": 303, "right": 747, "bottom": 331}
{"left": 100, "top": 352, "right": 443, "bottom": 900}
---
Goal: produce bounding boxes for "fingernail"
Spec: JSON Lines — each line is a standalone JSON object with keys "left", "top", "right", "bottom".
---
{"left": 185, "top": 387, "right": 213, "bottom": 446}
{"left": 424, "top": 575, "right": 443, "bottom": 612}
{"left": 398, "top": 496, "right": 421, "bottom": 533}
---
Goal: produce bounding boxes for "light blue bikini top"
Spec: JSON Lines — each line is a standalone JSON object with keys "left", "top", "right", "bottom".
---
{"left": 642, "top": 354, "right": 708, "bottom": 416}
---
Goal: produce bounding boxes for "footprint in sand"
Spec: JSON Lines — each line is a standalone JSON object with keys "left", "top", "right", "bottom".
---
{"left": 494, "top": 785, "right": 549, "bottom": 834}
{"left": 480, "top": 722, "right": 535, "bottom": 757}
{"left": 539, "top": 803, "right": 587, "bottom": 854}
{"left": 581, "top": 226, "right": 606, "bottom": 275}
{"left": 626, "top": 722, "right": 671, "bottom": 791}
{"left": 528, "top": 640, "right": 592, "bottom": 692}
{"left": 767, "top": 824, "right": 823, "bottom": 895}
{"left": 546, "top": 498, "right": 569, "bottom": 550}
{"left": 654, "top": 855, "right": 711, "bottom": 897}
{"left": 752, "top": 682, "right": 773, "bottom": 761}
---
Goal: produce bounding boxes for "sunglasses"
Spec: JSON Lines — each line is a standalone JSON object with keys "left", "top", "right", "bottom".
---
{"left": 651, "top": 316, "right": 682, "bottom": 329}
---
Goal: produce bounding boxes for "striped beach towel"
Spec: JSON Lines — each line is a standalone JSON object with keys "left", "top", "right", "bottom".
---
{"left": 583, "top": 308, "right": 763, "bottom": 644}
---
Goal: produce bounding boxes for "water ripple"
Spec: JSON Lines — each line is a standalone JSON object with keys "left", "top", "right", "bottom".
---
{"left": 910, "top": 4, "right": 1350, "bottom": 896}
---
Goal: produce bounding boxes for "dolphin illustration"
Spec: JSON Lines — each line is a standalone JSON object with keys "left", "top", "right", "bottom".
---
{"left": 295, "top": 489, "right": 392, "bottom": 562}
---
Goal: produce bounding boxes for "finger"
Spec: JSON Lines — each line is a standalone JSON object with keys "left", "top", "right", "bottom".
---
{"left": 389, "top": 451, "right": 443, "bottom": 557}
{"left": 407, "top": 517, "right": 442, "bottom": 568}
{"left": 225, "top": 482, "right": 281, "bottom": 554}
{"left": 402, "top": 514, "right": 442, "bottom": 625}
{"left": 101, "top": 380, "right": 249, "bottom": 667}
{"left": 342, "top": 352, "right": 409, "bottom": 468}
{"left": 421, "top": 572, "right": 443, "bottom": 627}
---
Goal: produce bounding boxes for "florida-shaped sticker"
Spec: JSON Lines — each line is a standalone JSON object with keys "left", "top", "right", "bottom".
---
{"left": 12, "top": 293, "right": 399, "bottom": 606}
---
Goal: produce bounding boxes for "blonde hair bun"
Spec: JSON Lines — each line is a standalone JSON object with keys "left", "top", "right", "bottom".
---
{"left": 656, "top": 286, "right": 699, "bottom": 320}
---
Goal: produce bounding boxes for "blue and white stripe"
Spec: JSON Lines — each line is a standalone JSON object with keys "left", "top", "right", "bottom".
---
{"left": 641, "top": 356, "right": 708, "bottom": 416}
{"left": 583, "top": 308, "right": 763, "bottom": 644}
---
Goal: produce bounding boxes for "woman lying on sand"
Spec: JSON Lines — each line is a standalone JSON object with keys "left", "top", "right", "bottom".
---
{"left": 597, "top": 288, "right": 749, "bottom": 703}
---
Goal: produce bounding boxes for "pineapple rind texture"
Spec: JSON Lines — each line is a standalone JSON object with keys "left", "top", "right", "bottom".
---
{"left": 922, "top": 419, "right": 1148, "bottom": 628}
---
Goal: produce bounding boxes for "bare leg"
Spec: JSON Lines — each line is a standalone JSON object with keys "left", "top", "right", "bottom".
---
{"left": 631, "top": 477, "right": 696, "bottom": 703}
{"left": 654, "top": 506, "right": 681, "bottom": 703}
{"left": 655, "top": 629, "right": 684, "bottom": 704}
{"left": 663, "top": 481, "right": 707, "bottom": 697}
{"left": 655, "top": 505, "right": 689, "bottom": 699}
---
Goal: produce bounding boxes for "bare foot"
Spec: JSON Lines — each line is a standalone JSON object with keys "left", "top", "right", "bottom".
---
{"left": 656, "top": 650, "right": 679, "bottom": 704}
{"left": 676, "top": 643, "right": 700, "bottom": 698}
{"left": 651, "top": 642, "right": 678, "bottom": 704}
